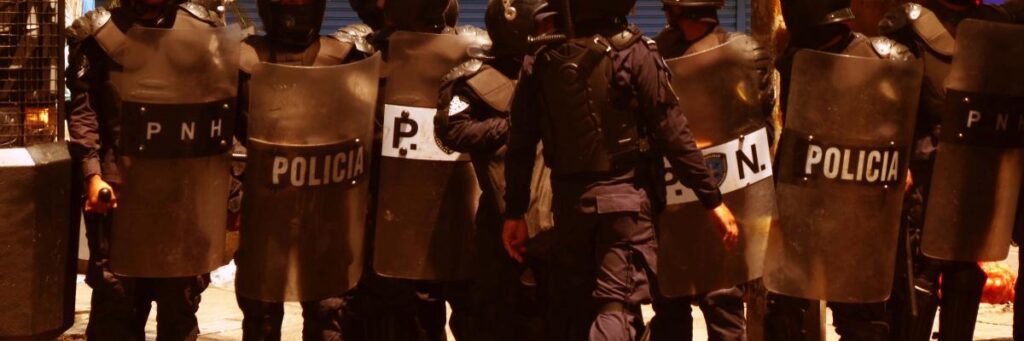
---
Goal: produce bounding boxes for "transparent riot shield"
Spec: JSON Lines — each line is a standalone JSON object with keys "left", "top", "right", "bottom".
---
{"left": 922, "top": 19, "right": 1024, "bottom": 262}
{"left": 373, "top": 30, "right": 484, "bottom": 280}
{"left": 109, "top": 24, "right": 242, "bottom": 277}
{"left": 236, "top": 55, "right": 381, "bottom": 302}
{"left": 658, "top": 36, "right": 775, "bottom": 297}
{"left": 765, "top": 49, "right": 922, "bottom": 302}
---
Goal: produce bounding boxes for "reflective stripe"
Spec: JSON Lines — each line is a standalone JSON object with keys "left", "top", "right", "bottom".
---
{"left": 381, "top": 104, "right": 470, "bottom": 162}
{"left": 665, "top": 127, "right": 772, "bottom": 205}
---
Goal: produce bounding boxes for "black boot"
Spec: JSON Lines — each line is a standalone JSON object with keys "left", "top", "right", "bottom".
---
{"left": 936, "top": 262, "right": 985, "bottom": 341}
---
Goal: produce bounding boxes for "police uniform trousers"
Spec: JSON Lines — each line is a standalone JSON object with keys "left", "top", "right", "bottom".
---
{"left": 463, "top": 197, "right": 542, "bottom": 341}
{"left": 83, "top": 213, "right": 209, "bottom": 341}
{"left": 889, "top": 186, "right": 986, "bottom": 341}
{"left": 336, "top": 217, "right": 470, "bottom": 341}
{"left": 544, "top": 181, "right": 656, "bottom": 341}
{"left": 236, "top": 296, "right": 346, "bottom": 341}
{"left": 764, "top": 293, "right": 889, "bottom": 341}
{"left": 648, "top": 286, "right": 747, "bottom": 341}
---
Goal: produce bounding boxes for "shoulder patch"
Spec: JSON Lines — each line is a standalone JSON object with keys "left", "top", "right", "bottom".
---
{"left": 66, "top": 7, "right": 112, "bottom": 42}
{"left": 904, "top": 3, "right": 955, "bottom": 56}
{"left": 332, "top": 23, "right": 376, "bottom": 55}
{"left": 179, "top": 2, "right": 222, "bottom": 26}
{"left": 869, "top": 36, "right": 915, "bottom": 61}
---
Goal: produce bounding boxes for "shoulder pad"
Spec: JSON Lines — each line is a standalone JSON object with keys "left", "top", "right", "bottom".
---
{"left": 879, "top": 4, "right": 914, "bottom": 35}
{"left": 904, "top": 3, "right": 954, "bottom": 56}
{"left": 869, "top": 36, "right": 915, "bottom": 61}
{"left": 316, "top": 36, "right": 355, "bottom": 65}
{"left": 641, "top": 36, "right": 657, "bottom": 49}
{"left": 332, "top": 23, "right": 376, "bottom": 55}
{"left": 179, "top": 2, "right": 222, "bottom": 26}
{"left": 466, "top": 66, "right": 516, "bottom": 113}
{"left": 442, "top": 59, "right": 485, "bottom": 85}
{"left": 608, "top": 25, "right": 643, "bottom": 51}
{"left": 455, "top": 25, "right": 492, "bottom": 46}
{"left": 455, "top": 25, "right": 493, "bottom": 59}
{"left": 66, "top": 7, "right": 112, "bottom": 42}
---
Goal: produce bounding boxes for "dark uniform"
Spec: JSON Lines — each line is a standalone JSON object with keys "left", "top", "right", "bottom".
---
{"left": 505, "top": 1, "right": 725, "bottom": 339}
{"left": 230, "top": 0, "right": 376, "bottom": 336}
{"left": 337, "top": 1, "right": 475, "bottom": 340}
{"left": 430, "top": 2, "right": 552, "bottom": 340}
{"left": 434, "top": 49, "right": 520, "bottom": 341}
{"left": 647, "top": 1, "right": 774, "bottom": 337}
{"left": 65, "top": 2, "right": 222, "bottom": 339}
{"left": 766, "top": 0, "right": 914, "bottom": 340}
{"left": 878, "top": 1, "right": 1024, "bottom": 340}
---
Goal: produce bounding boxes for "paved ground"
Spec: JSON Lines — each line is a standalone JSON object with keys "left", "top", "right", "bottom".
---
{"left": 61, "top": 249, "right": 1019, "bottom": 340}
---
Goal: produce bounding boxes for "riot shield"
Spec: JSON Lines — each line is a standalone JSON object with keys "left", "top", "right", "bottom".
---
{"left": 109, "top": 25, "right": 242, "bottom": 277}
{"left": 657, "top": 36, "right": 775, "bottom": 298}
{"left": 373, "top": 30, "right": 482, "bottom": 280}
{"left": 764, "top": 50, "right": 922, "bottom": 302}
{"left": 0, "top": 144, "right": 72, "bottom": 337}
{"left": 921, "top": 20, "right": 1024, "bottom": 262}
{"left": 236, "top": 55, "right": 381, "bottom": 302}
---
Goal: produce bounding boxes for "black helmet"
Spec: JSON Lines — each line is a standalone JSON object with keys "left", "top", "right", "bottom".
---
{"left": 258, "top": 0, "right": 327, "bottom": 49}
{"left": 661, "top": 0, "right": 721, "bottom": 26}
{"left": 349, "top": 0, "right": 384, "bottom": 29}
{"left": 123, "top": 0, "right": 183, "bottom": 20}
{"left": 382, "top": 0, "right": 455, "bottom": 30}
{"left": 780, "top": 0, "right": 854, "bottom": 33}
{"left": 485, "top": 0, "right": 548, "bottom": 56}
{"left": 561, "top": 0, "right": 636, "bottom": 22}
{"left": 660, "top": 0, "right": 723, "bottom": 8}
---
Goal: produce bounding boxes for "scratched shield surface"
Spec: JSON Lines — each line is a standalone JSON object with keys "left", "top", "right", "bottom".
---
{"left": 765, "top": 50, "right": 922, "bottom": 302}
{"left": 109, "top": 25, "right": 242, "bottom": 277}
{"left": 658, "top": 36, "right": 775, "bottom": 297}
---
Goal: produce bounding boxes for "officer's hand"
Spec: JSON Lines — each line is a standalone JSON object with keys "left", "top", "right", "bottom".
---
{"left": 712, "top": 204, "right": 739, "bottom": 250}
{"left": 502, "top": 219, "right": 529, "bottom": 263}
{"left": 85, "top": 175, "right": 117, "bottom": 215}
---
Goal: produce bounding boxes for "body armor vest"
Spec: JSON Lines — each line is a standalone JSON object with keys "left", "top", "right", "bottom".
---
{"left": 534, "top": 34, "right": 640, "bottom": 176}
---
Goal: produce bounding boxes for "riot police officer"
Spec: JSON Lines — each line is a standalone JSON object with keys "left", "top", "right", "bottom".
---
{"left": 230, "top": 0, "right": 379, "bottom": 338}
{"left": 502, "top": 0, "right": 740, "bottom": 339}
{"left": 646, "top": 0, "right": 776, "bottom": 339}
{"left": 879, "top": 1, "right": 1024, "bottom": 340}
{"left": 66, "top": 0, "right": 232, "bottom": 338}
{"left": 764, "top": 0, "right": 919, "bottom": 340}
{"left": 430, "top": 1, "right": 551, "bottom": 340}
{"left": 338, "top": 1, "right": 481, "bottom": 340}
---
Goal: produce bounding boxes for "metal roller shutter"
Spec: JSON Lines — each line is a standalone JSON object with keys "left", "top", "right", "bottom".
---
{"left": 228, "top": 0, "right": 750, "bottom": 38}
{"left": 631, "top": 0, "right": 750, "bottom": 35}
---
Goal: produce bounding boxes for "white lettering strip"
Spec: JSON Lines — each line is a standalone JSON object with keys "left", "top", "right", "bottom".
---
{"left": 381, "top": 104, "right": 469, "bottom": 162}
{"left": 0, "top": 148, "right": 35, "bottom": 167}
{"left": 665, "top": 127, "right": 773, "bottom": 206}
